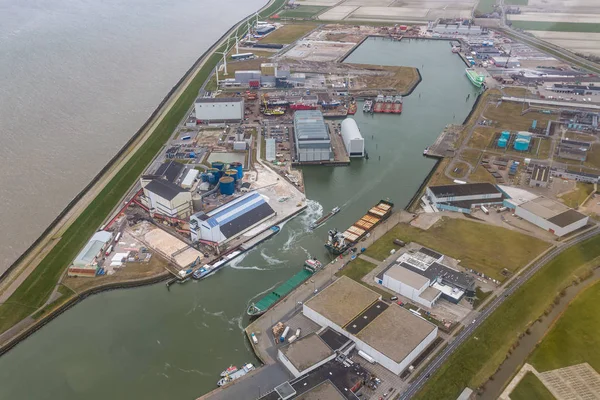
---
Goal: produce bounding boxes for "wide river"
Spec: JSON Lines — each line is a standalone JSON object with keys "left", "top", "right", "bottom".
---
{"left": 0, "top": 0, "right": 267, "bottom": 273}
{"left": 0, "top": 38, "right": 478, "bottom": 398}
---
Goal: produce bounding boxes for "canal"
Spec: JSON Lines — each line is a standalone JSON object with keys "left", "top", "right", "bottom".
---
{"left": 0, "top": 38, "right": 478, "bottom": 399}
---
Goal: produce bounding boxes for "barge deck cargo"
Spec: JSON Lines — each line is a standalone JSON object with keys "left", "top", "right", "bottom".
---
{"left": 325, "top": 199, "right": 393, "bottom": 255}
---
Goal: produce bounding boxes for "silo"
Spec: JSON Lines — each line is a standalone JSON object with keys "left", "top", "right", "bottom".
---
{"left": 200, "top": 173, "right": 209, "bottom": 183}
{"left": 192, "top": 193, "right": 203, "bottom": 211}
{"left": 497, "top": 138, "right": 507, "bottom": 148}
{"left": 225, "top": 169, "right": 238, "bottom": 182}
{"left": 514, "top": 138, "right": 529, "bottom": 151}
{"left": 219, "top": 177, "right": 235, "bottom": 195}
{"left": 230, "top": 162, "right": 244, "bottom": 179}
{"left": 211, "top": 161, "right": 225, "bottom": 170}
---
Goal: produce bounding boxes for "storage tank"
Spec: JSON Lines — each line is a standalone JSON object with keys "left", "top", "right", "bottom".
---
{"left": 516, "top": 131, "right": 532, "bottom": 140}
{"left": 225, "top": 169, "right": 238, "bottom": 182}
{"left": 219, "top": 177, "right": 235, "bottom": 195}
{"left": 207, "top": 168, "right": 220, "bottom": 184}
{"left": 192, "top": 193, "right": 203, "bottom": 211}
{"left": 200, "top": 173, "right": 209, "bottom": 183}
{"left": 500, "top": 131, "right": 511, "bottom": 140}
{"left": 230, "top": 162, "right": 244, "bottom": 179}
{"left": 497, "top": 137, "right": 507, "bottom": 148}
{"left": 514, "top": 138, "right": 529, "bottom": 151}
{"left": 211, "top": 161, "right": 225, "bottom": 170}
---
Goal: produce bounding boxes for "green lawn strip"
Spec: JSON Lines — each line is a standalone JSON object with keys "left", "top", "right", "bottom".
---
{"left": 472, "top": 287, "right": 493, "bottom": 309}
{"left": 511, "top": 21, "right": 600, "bottom": 33}
{"left": 560, "top": 183, "right": 595, "bottom": 208}
{"left": 529, "top": 280, "right": 600, "bottom": 372}
{"left": 278, "top": 6, "right": 326, "bottom": 18}
{"left": 505, "top": 0, "right": 528, "bottom": 5}
{"left": 31, "top": 285, "right": 75, "bottom": 320}
{"left": 364, "top": 218, "right": 549, "bottom": 281}
{"left": 259, "top": 24, "right": 317, "bottom": 45}
{"left": 336, "top": 258, "right": 391, "bottom": 298}
{"left": 510, "top": 372, "right": 555, "bottom": 400}
{"left": 0, "top": 0, "right": 288, "bottom": 336}
{"left": 413, "top": 235, "right": 600, "bottom": 400}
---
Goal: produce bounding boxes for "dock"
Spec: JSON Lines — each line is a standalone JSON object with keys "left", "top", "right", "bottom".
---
{"left": 424, "top": 125, "right": 461, "bottom": 158}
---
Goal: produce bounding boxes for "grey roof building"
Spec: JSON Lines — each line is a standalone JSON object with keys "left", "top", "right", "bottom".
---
{"left": 293, "top": 110, "right": 332, "bottom": 163}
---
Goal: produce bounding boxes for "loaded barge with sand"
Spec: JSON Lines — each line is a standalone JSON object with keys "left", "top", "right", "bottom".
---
{"left": 325, "top": 199, "right": 393, "bottom": 255}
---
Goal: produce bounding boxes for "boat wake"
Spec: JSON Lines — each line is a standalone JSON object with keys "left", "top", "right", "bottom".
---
{"left": 260, "top": 248, "right": 285, "bottom": 265}
{"left": 228, "top": 251, "right": 268, "bottom": 271}
{"left": 299, "top": 199, "right": 323, "bottom": 231}
{"left": 247, "top": 280, "right": 282, "bottom": 304}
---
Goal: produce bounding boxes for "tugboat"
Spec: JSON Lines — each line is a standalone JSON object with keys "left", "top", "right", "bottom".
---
{"left": 347, "top": 100, "right": 357, "bottom": 115}
{"left": 392, "top": 95, "right": 403, "bottom": 114}
{"left": 373, "top": 94, "right": 385, "bottom": 113}
{"left": 363, "top": 99, "right": 373, "bottom": 113}
{"left": 310, "top": 206, "right": 341, "bottom": 230}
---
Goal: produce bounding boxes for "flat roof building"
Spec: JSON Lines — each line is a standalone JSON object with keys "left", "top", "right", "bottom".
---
{"left": 194, "top": 97, "right": 244, "bottom": 123}
{"left": 303, "top": 276, "right": 438, "bottom": 375}
{"left": 278, "top": 333, "right": 336, "bottom": 378}
{"left": 293, "top": 110, "right": 332, "bottom": 163}
{"left": 501, "top": 186, "right": 589, "bottom": 237}
{"left": 378, "top": 264, "right": 442, "bottom": 308}
{"left": 426, "top": 183, "right": 504, "bottom": 213}
{"left": 189, "top": 191, "right": 275, "bottom": 244}
{"left": 529, "top": 164, "right": 550, "bottom": 188}
{"left": 68, "top": 231, "right": 113, "bottom": 277}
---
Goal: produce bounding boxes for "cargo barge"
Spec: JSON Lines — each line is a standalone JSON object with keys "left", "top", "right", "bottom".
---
{"left": 310, "top": 206, "right": 340, "bottom": 230}
{"left": 246, "top": 258, "right": 323, "bottom": 317}
{"left": 325, "top": 199, "right": 394, "bottom": 255}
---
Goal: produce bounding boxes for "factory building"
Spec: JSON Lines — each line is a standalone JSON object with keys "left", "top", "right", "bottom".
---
{"left": 265, "top": 138, "right": 276, "bottom": 161}
{"left": 293, "top": 110, "right": 332, "bottom": 162}
{"left": 490, "top": 56, "right": 521, "bottom": 68}
{"left": 430, "top": 20, "right": 482, "bottom": 35}
{"left": 278, "top": 333, "right": 337, "bottom": 378}
{"left": 376, "top": 247, "right": 474, "bottom": 305}
{"left": 500, "top": 185, "right": 589, "bottom": 237}
{"left": 141, "top": 179, "right": 193, "bottom": 219}
{"left": 425, "top": 183, "right": 504, "bottom": 213}
{"left": 558, "top": 138, "right": 591, "bottom": 162}
{"left": 180, "top": 169, "right": 199, "bottom": 189}
{"left": 194, "top": 97, "right": 244, "bottom": 123}
{"left": 529, "top": 164, "right": 550, "bottom": 188}
{"left": 142, "top": 161, "right": 184, "bottom": 185}
{"left": 189, "top": 192, "right": 275, "bottom": 244}
{"left": 303, "top": 276, "right": 438, "bottom": 375}
{"left": 552, "top": 168, "right": 600, "bottom": 184}
{"left": 340, "top": 118, "right": 365, "bottom": 158}
{"left": 68, "top": 231, "right": 113, "bottom": 277}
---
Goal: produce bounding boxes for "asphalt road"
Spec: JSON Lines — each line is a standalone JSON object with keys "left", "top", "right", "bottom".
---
{"left": 400, "top": 227, "right": 600, "bottom": 400}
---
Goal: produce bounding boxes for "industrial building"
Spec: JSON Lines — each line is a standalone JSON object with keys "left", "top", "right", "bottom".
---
{"left": 303, "top": 276, "right": 438, "bottom": 375}
{"left": 293, "top": 110, "right": 332, "bottom": 162}
{"left": 265, "top": 138, "right": 276, "bottom": 161}
{"left": 194, "top": 97, "right": 244, "bottom": 123}
{"left": 340, "top": 118, "right": 365, "bottom": 158}
{"left": 500, "top": 186, "right": 589, "bottom": 237}
{"left": 68, "top": 231, "right": 113, "bottom": 277}
{"left": 529, "top": 164, "right": 550, "bottom": 188}
{"left": 429, "top": 20, "right": 482, "bottom": 35}
{"left": 189, "top": 191, "right": 275, "bottom": 244}
{"left": 141, "top": 161, "right": 185, "bottom": 185}
{"left": 180, "top": 169, "right": 199, "bottom": 189}
{"left": 140, "top": 178, "right": 193, "bottom": 219}
{"left": 552, "top": 168, "right": 600, "bottom": 184}
{"left": 558, "top": 138, "right": 591, "bottom": 162}
{"left": 425, "top": 183, "right": 504, "bottom": 213}
{"left": 376, "top": 247, "right": 474, "bottom": 306}
{"left": 278, "top": 333, "right": 336, "bottom": 378}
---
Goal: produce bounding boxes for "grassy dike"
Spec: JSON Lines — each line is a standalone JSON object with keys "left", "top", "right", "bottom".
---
{"left": 413, "top": 235, "right": 600, "bottom": 400}
{"left": 0, "top": 0, "right": 287, "bottom": 335}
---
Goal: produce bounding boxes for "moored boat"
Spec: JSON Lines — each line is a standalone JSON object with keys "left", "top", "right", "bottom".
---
{"left": 217, "top": 363, "right": 255, "bottom": 387}
{"left": 310, "top": 206, "right": 341, "bottom": 230}
{"left": 465, "top": 68, "right": 485, "bottom": 88}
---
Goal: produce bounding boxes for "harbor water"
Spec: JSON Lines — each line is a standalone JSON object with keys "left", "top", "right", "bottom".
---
{"left": 0, "top": 38, "right": 478, "bottom": 399}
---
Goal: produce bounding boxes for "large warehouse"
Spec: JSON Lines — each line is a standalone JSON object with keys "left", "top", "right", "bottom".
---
{"left": 293, "top": 110, "right": 332, "bottom": 162}
{"left": 303, "top": 276, "right": 438, "bottom": 375}
{"left": 68, "top": 231, "right": 113, "bottom": 277}
{"left": 140, "top": 178, "right": 193, "bottom": 219}
{"left": 500, "top": 186, "right": 589, "bottom": 237}
{"left": 189, "top": 191, "right": 275, "bottom": 244}
{"left": 425, "top": 183, "right": 504, "bottom": 213}
{"left": 340, "top": 118, "right": 365, "bottom": 158}
{"left": 194, "top": 97, "right": 244, "bottom": 123}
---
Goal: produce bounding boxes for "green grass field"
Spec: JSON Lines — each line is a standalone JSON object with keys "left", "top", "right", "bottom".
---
{"left": 505, "top": 0, "right": 528, "bottom": 5}
{"left": 529, "top": 280, "right": 600, "bottom": 372}
{"left": 259, "top": 23, "right": 316, "bottom": 44}
{"left": 364, "top": 218, "right": 549, "bottom": 281}
{"left": 512, "top": 21, "right": 600, "bottom": 33}
{"left": 476, "top": 0, "right": 497, "bottom": 14}
{"left": 511, "top": 372, "right": 555, "bottom": 400}
{"left": 337, "top": 258, "right": 377, "bottom": 282}
{"left": 0, "top": 0, "right": 287, "bottom": 335}
{"left": 413, "top": 235, "right": 600, "bottom": 400}
{"left": 559, "top": 183, "right": 594, "bottom": 208}
{"left": 278, "top": 6, "right": 326, "bottom": 19}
